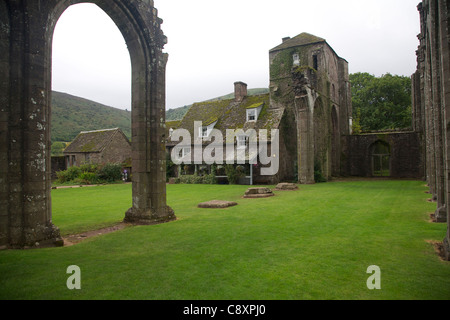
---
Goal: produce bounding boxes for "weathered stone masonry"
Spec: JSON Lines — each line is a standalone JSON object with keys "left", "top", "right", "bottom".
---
{"left": 0, "top": 0, "right": 174, "bottom": 249}
{"left": 268, "top": 33, "right": 352, "bottom": 184}
{"left": 412, "top": 0, "right": 450, "bottom": 260}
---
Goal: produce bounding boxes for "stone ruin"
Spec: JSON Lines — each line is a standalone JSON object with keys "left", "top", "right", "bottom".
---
{"left": 275, "top": 183, "right": 299, "bottom": 191}
{"left": 243, "top": 187, "right": 274, "bottom": 198}
{"left": 198, "top": 200, "right": 238, "bottom": 209}
{"left": 0, "top": 0, "right": 175, "bottom": 249}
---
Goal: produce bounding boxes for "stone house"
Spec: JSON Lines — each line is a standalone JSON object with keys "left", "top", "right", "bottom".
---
{"left": 166, "top": 82, "right": 285, "bottom": 184}
{"left": 63, "top": 128, "right": 131, "bottom": 168}
{"left": 167, "top": 32, "right": 425, "bottom": 186}
{"left": 166, "top": 33, "right": 354, "bottom": 184}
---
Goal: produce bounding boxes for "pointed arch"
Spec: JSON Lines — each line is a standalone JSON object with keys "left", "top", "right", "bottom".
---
{"left": 1, "top": 0, "right": 174, "bottom": 248}
{"left": 370, "top": 140, "right": 391, "bottom": 177}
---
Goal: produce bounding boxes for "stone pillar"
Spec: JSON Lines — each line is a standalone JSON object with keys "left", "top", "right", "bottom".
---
{"left": 428, "top": 0, "right": 447, "bottom": 222}
{"left": 124, "top": 22, "right": 175, "bottom": 224}
{"left": 294, "top": 93, "right": 315, "bottom": 184}
{"left": 0, "top": 0, "right": 10, "bottom": 248}
{"left": 0, "top": 1, "right": 62, "bottom": 248}
{"left": 438, "top": 0, "right": 450, "bottom": 259}
{"left": 0, "top": 0, "right": 175, "bottom": 248}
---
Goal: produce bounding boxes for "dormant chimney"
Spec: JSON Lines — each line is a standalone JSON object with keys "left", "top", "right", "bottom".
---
{"left": 234, "top": 81, "right": 248, "bottom": 102}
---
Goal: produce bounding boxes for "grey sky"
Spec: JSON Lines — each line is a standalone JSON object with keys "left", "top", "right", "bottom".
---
{"left": 51, "top": 0, "right": 421, "bottom": 111}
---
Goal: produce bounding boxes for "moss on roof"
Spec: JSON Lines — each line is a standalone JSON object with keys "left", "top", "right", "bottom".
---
{"left": 270, "top": 32, "right": 325, "bottom": 52}
{"left": 246, "top": 102, "right": 264, "bottom": 109}
{"left": 169, "top": 93, "right": 284, "bottom": 144}
{"left": 166, "top": 120, "right": 182, "bottom": 129}
{"left": 63, "top": 128, "right": 130, "bottom": 153}
{"left": 177, "top": 98, "right": 234, "bottom": 138}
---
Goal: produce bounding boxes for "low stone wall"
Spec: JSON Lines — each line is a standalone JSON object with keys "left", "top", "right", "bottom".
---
{"left": 341, "top": 132, "right": 424, "bottom": 179}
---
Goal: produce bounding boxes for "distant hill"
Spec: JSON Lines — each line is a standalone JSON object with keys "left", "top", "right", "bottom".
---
{"left": 166, "top": 88, "right": 269, "bottom": 121}
{"left": 166, "top": 105, "right": 191, "bottom": 122}
{"left": 51, "top": 91, "right": 131, "bottom": 143}
{"left": 51, "top": 88, "right": 270, "bottom": 143}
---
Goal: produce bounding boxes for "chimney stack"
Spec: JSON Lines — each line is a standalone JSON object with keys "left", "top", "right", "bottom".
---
{"left": 234, "top": 81, "right": 247, "bottom": 102}
{"left": 282, "top": 36, "right": 291, "bottom": 43}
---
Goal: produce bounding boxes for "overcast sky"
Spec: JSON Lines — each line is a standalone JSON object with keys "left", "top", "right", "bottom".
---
{"left": 52, "top": 0, "right": 421, "bottom": 111}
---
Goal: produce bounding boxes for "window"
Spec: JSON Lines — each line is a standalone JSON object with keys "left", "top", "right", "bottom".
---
{"left": 237, "top": 135, "right": 249, "bottom": 149}
{"left": 177, "top": 146, "right": 191, "bottom": 159}
{"left": 247, "top": 109, "right": 257, "bottom": 122}
{"left": 313, "top": 54, "right": 318, "bottom": 70}
{"left": 371, "top": 141, "right": 390, "bottom": 177}
{"left": 202, "top": 127, "right": 208, "bottom": 138}
{"left": 293, "top": 53, "right": 300, "bottom": 66}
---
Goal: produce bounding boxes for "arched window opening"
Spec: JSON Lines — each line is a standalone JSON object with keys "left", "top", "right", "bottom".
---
{"left": 52, "top": 3, "right": 131, "bottom": 111}
{"left": 370, "top": 140, "right": 391, "bottom": 177}
{"left": 51, "top": 4, "right": 133, "bottom": 232}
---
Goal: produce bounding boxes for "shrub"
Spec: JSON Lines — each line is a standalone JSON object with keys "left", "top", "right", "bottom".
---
{"left": 56, "top": 166, "right": 81, "bottom": 183}
{"left": 314, "top": 162, "right": 327, "bottom": 183}
{"left": 79, "top": 163, "right": 98, "bottom": 173}
{"left": 178, "top": 174, "right": 217, "bottom": 185}
{"left": 98, "top": 163, "right": 122, "bottom": 182}
{"left": 225, "top": 165, "right": 245, "bottom": 184}
{"left": 79, "top": 172, "right": 99, "bottom": 185}
{"left": 55, "top": 163, "right": 123, "bottom": 184}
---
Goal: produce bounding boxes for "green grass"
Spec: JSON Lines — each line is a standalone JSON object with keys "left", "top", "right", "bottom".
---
{"left": 0, "top": 180, "right": 449, "bottom": 300}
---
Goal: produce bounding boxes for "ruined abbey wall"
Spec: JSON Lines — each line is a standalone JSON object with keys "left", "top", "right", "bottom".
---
{"left": 0, "top": 0, "right": 174, "bottom": 248}
{"left": 268, "top": 34, "right": 352, "bottom": 183}
{"left": 412, "top": 0, "right": 450, "bottom": 260}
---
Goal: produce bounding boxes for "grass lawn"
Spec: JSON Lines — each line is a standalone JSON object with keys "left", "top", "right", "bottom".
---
{"left": 0, "top": 180, "right": 449, "bottom": 300}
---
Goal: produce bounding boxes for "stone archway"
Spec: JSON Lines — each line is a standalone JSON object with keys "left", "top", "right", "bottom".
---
{"left": 0, "top": 0, "right": 175, "bottom": 249}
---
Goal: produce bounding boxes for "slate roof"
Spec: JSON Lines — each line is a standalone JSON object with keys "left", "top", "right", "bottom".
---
{"left": 269, "top": 32, "right": 326, "bottom": 53}
{"left": 166, "top": 120, "right": 182, "bottom": 138}
{"left": 168, "top": 93, "right": 285, "bottom": 147}
{"left": 63, "top": 128, "right": 130, "bottom": 153}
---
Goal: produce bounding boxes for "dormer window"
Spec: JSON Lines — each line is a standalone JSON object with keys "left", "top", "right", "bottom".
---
{"left": 198, "top": 120, "right": 218, "bottom": 139}
{"left": 247, "top": 109, "right": 257, "bottom": 122}
{"left": 201, "top": 127, "right": 208, "bottom": 138}
{"left": 246, "top": 103, "right": 264, "bottom": 122}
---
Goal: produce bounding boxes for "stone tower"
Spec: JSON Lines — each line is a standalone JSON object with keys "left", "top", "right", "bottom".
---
{"left": 268, "top": 33, "right": 352, "bottom": 184}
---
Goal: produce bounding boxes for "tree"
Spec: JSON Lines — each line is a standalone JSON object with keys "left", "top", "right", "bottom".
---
{"left": 349, "top": 72, "right": 412, "bottom": 132}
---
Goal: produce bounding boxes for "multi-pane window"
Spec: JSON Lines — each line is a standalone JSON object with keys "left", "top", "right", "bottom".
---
{"left": 178, "top": 146, "right": 191, "bottom": 158}
{"left": 237, "top": 135, "right": 249, "bottom": 149}
{"left": 247, "top": 109, "right": 257, "bottom": 122}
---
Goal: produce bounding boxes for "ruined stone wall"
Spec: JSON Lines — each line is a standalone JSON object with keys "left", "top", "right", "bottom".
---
{"left": 0, "top": 1, "right": 10, "bottom": 248}
{"left": 413, "top": 0, "right": 450, "bottom": 259}
{"left": 342, "top": 132, "right": 424, "bottom": 179}
{"left": 0, "top": 0, "right": 173, "bottom": 248}
{"left": 269, "top": 38, "right": 352, "bottom": 183}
